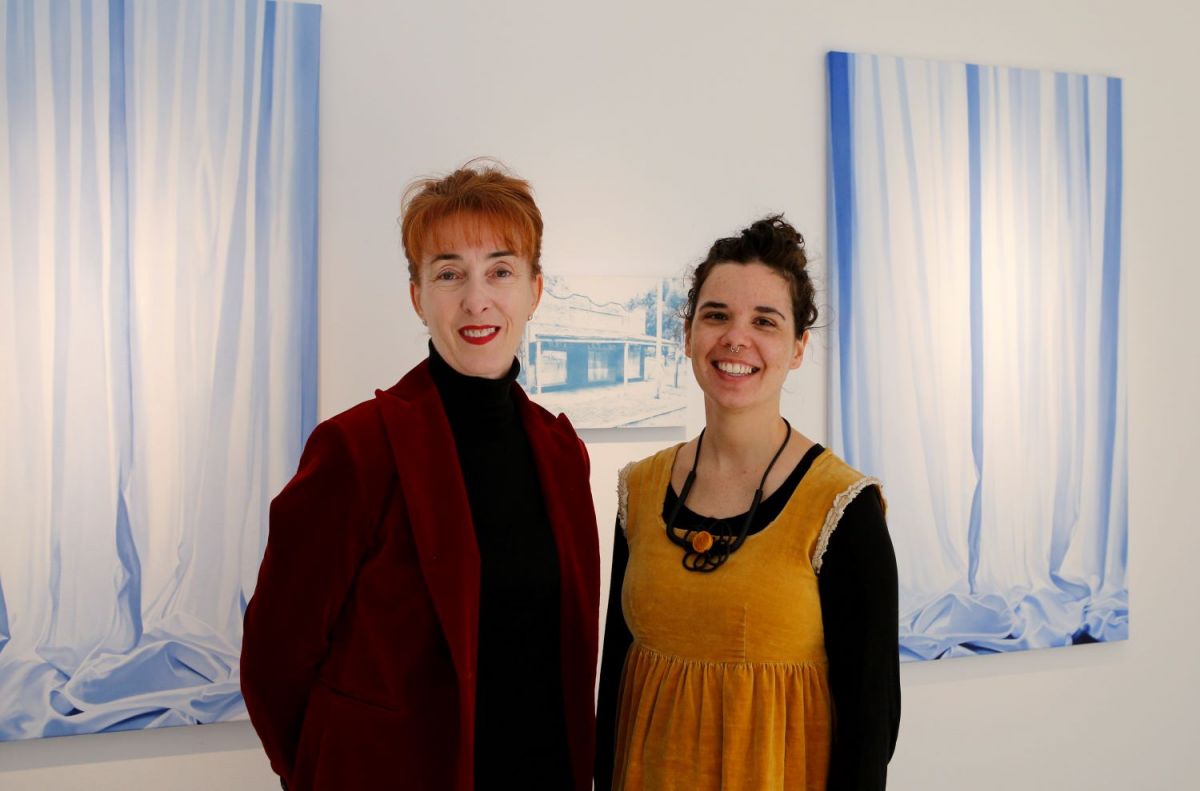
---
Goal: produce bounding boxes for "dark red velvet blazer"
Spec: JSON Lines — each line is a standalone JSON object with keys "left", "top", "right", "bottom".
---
{"left": 241, "top": 360, "right": 600, "bottom": 791}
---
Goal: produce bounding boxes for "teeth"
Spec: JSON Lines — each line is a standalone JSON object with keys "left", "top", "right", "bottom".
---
{"left": 716, "top": 361, "right": 755, "bottom": 376}
{"left": 462, "top": 327, "right": 498, "bottom": 338}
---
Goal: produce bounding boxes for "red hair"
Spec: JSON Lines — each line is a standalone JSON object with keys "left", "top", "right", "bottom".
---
{"left": 400, "top": 159, "right": 543, "bottom": 282}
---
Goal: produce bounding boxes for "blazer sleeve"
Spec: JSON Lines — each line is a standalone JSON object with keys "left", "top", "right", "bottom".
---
{"left": 241, "top": 419, "right": 383, "bottom": 780}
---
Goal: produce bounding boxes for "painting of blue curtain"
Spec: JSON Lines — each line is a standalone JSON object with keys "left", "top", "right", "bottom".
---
{"left": 827, "top": 51, "right": 1126, "bottom": 660}
{"left": 0, "top": 0, "right": 319, "bottom": 738}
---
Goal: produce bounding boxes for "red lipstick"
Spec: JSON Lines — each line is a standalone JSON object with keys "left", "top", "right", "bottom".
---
{"left": 459, "top": 325, "right": 500, "bottom": 345}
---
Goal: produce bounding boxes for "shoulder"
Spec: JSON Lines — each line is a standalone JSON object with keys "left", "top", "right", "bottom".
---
{"left": 285, "top": 400, "right": 393, "bottom": 506}
{"left": 621, "top": 444, "right": 679, "bottom": 490}
{"left": 323, "top": 358, "right": 452, "bottom": 462}
{"left": 809, "top": 449, "right": 886, "bottom": 573}
{"left": 616, "top": 444, "right": 681, "bottom": 531}
{"left": 813, "top": 484, "right": 895, "bottom": 596}
{"left": 314, "top": 390, "right": 397, "bottom": 467}
{"left": 322, "top": 397, "right": 386, "bottom": 443}
{"left": 807, "top": 448, "right": 875, "bottom": 492}
{"left": 374, "top": 358, "right": 441, "bottom": 414}
{"left": 808, "top": 449, "right": 884, "bottom": 507}
{"left": 295, "top": 364, "right": 435, "bottom": 483}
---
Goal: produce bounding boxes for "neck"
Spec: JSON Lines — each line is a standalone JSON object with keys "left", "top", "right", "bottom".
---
{"left": 427, "top": 342, "right": 519, "bottom": 428}
{"left": 699, "top": 399, "right": 788, "bottom": 472}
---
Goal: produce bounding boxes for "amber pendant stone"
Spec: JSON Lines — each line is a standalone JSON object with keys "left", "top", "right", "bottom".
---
{"left": 691, "top": 531, "right": 714, "bottom": 553}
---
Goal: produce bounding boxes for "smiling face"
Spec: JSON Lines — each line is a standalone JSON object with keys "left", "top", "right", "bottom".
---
{"left": 685, "top": 261, "right": 807, "bottom": 413}
{"left": 409, "top": 215, "right": 543, "bottom": 379}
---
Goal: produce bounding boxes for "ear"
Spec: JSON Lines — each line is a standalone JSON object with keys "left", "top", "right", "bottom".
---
{"left": 409, "top": 279, "right": 424, "bottom": 324}
{"left": 683, "top": 320, "right": 693, "bottom": 359}
{"left": 790, "top": 329, "right": 809, "bottom": 370}
{"left": 530, "top": 272, "right": 544, "bottom": 313}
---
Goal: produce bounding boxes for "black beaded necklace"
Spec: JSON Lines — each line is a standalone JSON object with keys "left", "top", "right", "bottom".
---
{"left": 665, "top": 418, "right": 792, "bottom": 572}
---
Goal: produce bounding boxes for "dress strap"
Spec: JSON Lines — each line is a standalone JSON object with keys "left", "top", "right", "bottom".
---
{"left": 617, "top": 444, "right": 684, "bottom": 538}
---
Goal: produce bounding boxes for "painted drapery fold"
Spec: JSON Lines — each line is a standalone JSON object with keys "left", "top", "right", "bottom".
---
{"left": 0, "top": 0, "right": 319, "bottom": 738}
{"left": 827, "top": 51, "right": 1126, "bottom": 660}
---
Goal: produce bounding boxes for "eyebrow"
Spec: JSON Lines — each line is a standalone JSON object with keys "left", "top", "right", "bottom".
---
{"left": 698, "top": 300, "right": 787, "bottom": 319}
{"left": 429, "top": 250, "right": 517, "bottom": 263}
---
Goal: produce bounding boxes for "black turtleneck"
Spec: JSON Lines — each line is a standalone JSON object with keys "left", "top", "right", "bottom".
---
{"left": 427, "top": 345, "right": 572, "bottom": 790}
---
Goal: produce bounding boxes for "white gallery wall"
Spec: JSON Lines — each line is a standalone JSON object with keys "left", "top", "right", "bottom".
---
{"left": 2, "top": 0, "right": 1198, "bottom": 788}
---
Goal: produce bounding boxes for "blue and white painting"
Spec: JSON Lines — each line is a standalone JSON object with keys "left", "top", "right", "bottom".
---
{"left": 827, "top": 51, "right": 1126, "bottom": 660}
{"left": 0, "top": 0, "right": 320, "bottom": 738}
{"left": 524, "top": 276, "right": 689, "bottom": 429}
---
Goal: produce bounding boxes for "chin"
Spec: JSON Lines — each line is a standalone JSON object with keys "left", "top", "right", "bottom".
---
{"left": 458, "top": 350, "right": 515, "bottom": 379}
{"left": 707, "top": 395, "right": 759, "bottom": 412}
{"left": 700, "top": 380, "right": 770, "bottom": 411}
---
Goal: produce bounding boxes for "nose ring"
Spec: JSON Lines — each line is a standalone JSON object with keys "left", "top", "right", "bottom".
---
{"left": 728, "top": 343, "right": 743, "bottom": 354}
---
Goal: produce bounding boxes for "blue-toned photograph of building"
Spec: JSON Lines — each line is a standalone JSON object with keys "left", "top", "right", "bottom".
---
{"left": 523, "top": 276, "right": 690, "bottom": 429}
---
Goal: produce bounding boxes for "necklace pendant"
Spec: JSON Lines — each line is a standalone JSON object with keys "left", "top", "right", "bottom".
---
{"left": 665, "top": 418, "right": 792, "bottom": 573}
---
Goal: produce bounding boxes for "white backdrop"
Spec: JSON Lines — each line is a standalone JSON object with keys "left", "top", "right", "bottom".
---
{"left": 2, "top": 0, "right": 1198, "bottom": 788}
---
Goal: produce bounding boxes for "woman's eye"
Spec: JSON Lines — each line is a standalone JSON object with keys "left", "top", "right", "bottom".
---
{"left": 703, "top": 311, "right": 727, "bottom": 321}
{"left": 754, "top": 317, "right": 778, "bottom": 328}
{"left": 434, "top": 270, "right": 459, "bottom": 282}
{"left": 492, "top": 267, "right": 514, "bottom": 279}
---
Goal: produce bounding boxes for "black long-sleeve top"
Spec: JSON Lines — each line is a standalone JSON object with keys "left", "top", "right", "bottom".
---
{"left": 428, "top": 347, "right": 573, "bottom": 790}
{"left": 594, "top": 443, "right": 900, "bottom": 790}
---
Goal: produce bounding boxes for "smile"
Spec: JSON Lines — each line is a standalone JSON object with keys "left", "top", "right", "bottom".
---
{"left": 714, "top": 361, "right": 759, "bottom": 376}
{"left": 459, "top": 326, "right": 500, "bottom": 345}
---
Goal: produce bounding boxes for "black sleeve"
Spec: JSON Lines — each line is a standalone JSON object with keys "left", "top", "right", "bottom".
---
{"left": 818, "top": 486, "right": 901, "bottom": 790}
{"left": 594, "top": 519, "right": 634, "bottom": 791}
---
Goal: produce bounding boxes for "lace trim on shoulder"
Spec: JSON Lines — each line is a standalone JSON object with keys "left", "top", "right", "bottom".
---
{"left": 812, "top": 476, "right": 881, "bottom": 574}
{"left": 617, "top": 462, "right": 635, "bottom": 534}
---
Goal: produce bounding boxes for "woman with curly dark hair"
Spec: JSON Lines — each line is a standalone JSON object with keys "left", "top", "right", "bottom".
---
{"left": 596, "top": 215, "right": 900, "bottom": 790}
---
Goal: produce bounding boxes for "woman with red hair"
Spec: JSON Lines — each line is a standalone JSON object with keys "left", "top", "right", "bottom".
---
{"left": 242, "top": 160, "right": 600, "bottom": 790}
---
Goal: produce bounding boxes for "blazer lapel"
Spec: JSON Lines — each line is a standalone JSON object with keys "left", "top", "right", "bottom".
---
{"left": 375, "top": 363, "right": 480, "bottom": 697}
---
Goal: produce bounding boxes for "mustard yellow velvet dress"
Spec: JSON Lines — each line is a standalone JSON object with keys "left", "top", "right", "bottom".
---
{"left": 612, "top": 444, "right": 879, "bottom": 791}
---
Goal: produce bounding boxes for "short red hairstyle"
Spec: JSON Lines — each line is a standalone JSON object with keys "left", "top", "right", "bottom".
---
{"left": 400, "top": 159, "right": 544, "bottom": 282}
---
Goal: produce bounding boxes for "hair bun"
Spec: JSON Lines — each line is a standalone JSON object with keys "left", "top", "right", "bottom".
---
{"left": 739, "top": 214, "right": 808, "bottom": 278}
{"left": 744, "top": 214, "right": 806, "bottom": 265}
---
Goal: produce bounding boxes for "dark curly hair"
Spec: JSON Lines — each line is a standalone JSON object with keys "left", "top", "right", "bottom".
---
{"left": 684, "top": 214, "right": 817, "bottom": 338}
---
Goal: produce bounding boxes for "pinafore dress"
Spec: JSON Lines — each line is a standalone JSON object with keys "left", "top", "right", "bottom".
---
{"left": 612, "top": 444, "right": 879, "bottom": 790}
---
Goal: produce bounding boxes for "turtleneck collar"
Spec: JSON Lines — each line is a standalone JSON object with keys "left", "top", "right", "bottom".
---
{"left": 427, "top": 341, "right": 521, "bottom": 428}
